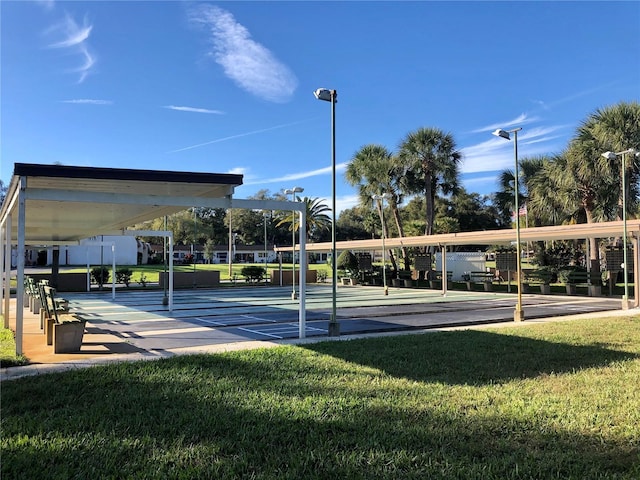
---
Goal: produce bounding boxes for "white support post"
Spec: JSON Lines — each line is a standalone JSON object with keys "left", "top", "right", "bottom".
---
{"left": 111, "top": 243, "right": 116, "bottom": 300}
{"left": 15, "top": 178, "right": 26, "bottom": 355}
{"left": 3, "top": 215, "right": 10, "bottom": 328}
{"left": 0, "top": 224, "right": 5, "bottom": 328}
{"left": 86, "top": 247, "right": 91, "bottom": 292}
{"left": 441, "top": 245, "right": 448, "bottom": 296}
{"left": 169, "top": 234, "right": 174, "bottom": 311}
{"left": 298, "top": 209, "right": 306, "bottom": 339}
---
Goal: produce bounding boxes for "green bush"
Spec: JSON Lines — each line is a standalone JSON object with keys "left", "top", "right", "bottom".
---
{"left": 241, "top": 265, "right": 266, "bottom": 282}
{"left": 116, "top": 268, "right": 133, "bottom": 287}
{"left": 91, "top": 266, "right": 110, "bottom": 287}
{"left": 337, "top": 250, "right": 359, "bottom": 277}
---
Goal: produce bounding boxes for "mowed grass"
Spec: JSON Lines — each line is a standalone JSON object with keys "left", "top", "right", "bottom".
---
{"left": 0, "top": 324, "right": 27, "bottom": 367}
{"left": 2, "top": 317, "right": 639, "bottom": 479}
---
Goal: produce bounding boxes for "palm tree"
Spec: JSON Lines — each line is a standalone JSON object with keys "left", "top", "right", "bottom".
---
{"left": 580, "top": 101, "right": 640, "bottom": 222}
{"left": 345, "top": 144, "right": 408, "bottom": 270}
{"left": 276, "top": 196, "right": 331, "bottom": 243}
{"left": 398, "top": 127, "right": 462, "bottom": 237}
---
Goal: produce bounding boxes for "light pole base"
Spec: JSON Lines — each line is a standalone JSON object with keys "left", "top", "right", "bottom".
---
{"left": 328, "top": 322, "right": 340, "bottom": 337}
{"left": 384, "top": 286, "right": 388, "bottom": 296}
{"left": 514, "top": 307, "right": 525, "bottom": 322}
{"left": 291, "top": 291, "right": 297, "bottom": 301}
{"left": 621, "top": 297, "right": 630, "bottom": 310}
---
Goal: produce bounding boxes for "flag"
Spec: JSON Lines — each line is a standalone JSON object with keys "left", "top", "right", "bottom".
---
{"left": 518, "top": 204, "right": 527, "bottom": 217}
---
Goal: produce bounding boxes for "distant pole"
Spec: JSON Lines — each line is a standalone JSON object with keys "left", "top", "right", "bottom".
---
{"left": 228, "top": 209, "right": 233, "bottom": 278}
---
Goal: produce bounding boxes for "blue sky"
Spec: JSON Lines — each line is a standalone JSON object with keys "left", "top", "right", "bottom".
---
{"left": 2, "top": 1, "right": 639, "bottom": 214}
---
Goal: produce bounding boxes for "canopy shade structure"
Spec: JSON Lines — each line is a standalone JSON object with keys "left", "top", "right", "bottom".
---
{"left": 1, "top": 163, "right": 243, "bottom": 245}
{"left": 1, "top": 163, "right": 315, "bottom": 355}
{"left": 277, "top": 220, "right": 640, "bottom": 252}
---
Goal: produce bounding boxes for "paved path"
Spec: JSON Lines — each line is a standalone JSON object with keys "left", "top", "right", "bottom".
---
{"left": 1, "top": 284, "right": 633, "bottom": 381}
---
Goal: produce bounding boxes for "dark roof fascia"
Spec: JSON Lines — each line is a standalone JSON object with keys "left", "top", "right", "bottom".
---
{"left": 13, "top": 163, "right": 243, "bottom": 186}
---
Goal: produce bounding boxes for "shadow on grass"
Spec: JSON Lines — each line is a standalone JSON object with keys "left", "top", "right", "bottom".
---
{"left": 303, "top": 329, "right": 639, "bottom": 385}
{"left": 3, "top": 340, "right": 639, "bottom": 479}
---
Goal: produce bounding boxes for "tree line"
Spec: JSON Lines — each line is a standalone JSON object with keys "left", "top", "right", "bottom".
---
{"left": 135, "top": 101, "right": 639, "bottom": 272}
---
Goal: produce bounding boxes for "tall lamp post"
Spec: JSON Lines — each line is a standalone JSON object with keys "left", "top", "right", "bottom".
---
{"left": 314, "top": 87, "right": 339, "bottom": 336}
{"left": 284, "top": 187, "right": 304, "bottom": 300}
{"left": 263, "top": 211, "right": 269, "bottom": 284}
{"left": 602, "top": 148, "right": 639, "bottom": 310}
{"left": 493, "top": 127, "right": 524, "bottom": 322}
{"left": 372, "top": 193, "right": 391, "bottom": 295}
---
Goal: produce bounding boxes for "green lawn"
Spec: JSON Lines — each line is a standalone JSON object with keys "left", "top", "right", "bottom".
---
{"left": 0, "top": 323, "right": 27, "bottom": 367}
{"left": 2, "top": 317, "right": 639, "bottom": 479}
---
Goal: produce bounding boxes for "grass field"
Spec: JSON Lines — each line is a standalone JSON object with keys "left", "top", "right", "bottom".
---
{"left": 2, "top": 316, "right": 639, "bottom": 479}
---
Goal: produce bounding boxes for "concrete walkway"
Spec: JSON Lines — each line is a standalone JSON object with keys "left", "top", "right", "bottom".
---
{"left": 2, "top": 285, "right": 636, "bottom": 381}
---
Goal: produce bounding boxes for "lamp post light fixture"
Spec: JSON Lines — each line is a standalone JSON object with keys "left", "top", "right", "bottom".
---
{"left": 372, "top": 193, "right": 392, "bottom": 296}
{"left": 284, "top": 187, "right": 304, "bottom": 300}
{"left": 314, "top": 87, "right": 339, "bottom": 336}
{"left": 492, "top": 127, "right": 524, "bottom": 322}
{"left": 602, "top": 148, "right": 639, "bottom": 310}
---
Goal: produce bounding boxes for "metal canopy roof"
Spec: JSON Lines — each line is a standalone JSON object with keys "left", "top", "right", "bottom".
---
{"left": 1, "top": 163, "right": 244, "bottom": 245}
{"left": 284, "top": 220, "right": 640, "bottom": 252}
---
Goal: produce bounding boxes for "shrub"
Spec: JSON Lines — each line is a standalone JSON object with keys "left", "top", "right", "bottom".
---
{"left": 116, "top": 268, "right": 133, "bottom": 287}
{"left": 241, "top": 266, "right": 266, "bottom": 282}
{"left": 91, "top": 266, "right": 110, "bottom": 287}
{"left": 337, "top": 250, "right": 359, "bottom": 277}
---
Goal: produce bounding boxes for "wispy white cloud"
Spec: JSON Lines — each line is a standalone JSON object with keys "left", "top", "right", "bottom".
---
{"left": 189, "top": 5, "right": 298, "bottom": 103}
{"left": 61, "top": 99, "right": 112, "bottom": 105}
{"left": 460, "top": 125, "right": 567, "bottom": 174}
{"left": 471, "top": 113, "right": 540, "bottom": 134}
{"left": 163, "top": 105, "right": 225, "bottom": 114}
{"left": 227, "top": 167, "right": 247, "bottom": 176}
{"left": 44, "top": 13, "right": 95, "bottom": 83}
{"left": 245, "top": 162, "right": 348, "bottom": 186}
{"left": 167, "top": 119, "right": 310, "bottom": 154}
{"left": 35, "top": 0, "right": 56, "bottom": 12}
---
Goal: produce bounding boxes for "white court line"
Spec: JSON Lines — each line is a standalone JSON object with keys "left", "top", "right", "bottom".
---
{"left": 194, "top": 317, "right": 228, "bottom": 326}
{"left": 140, "top": 326, "right": 213, "bottom": 336}
{"left": 238, "top": 327, "right": 283, "bottom": 339}
{"left": 241, "top": 314, "right": 275, "bottom": 322}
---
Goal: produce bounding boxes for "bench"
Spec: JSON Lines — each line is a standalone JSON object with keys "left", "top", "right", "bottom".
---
{"left": 523, "top": 269, "right": 554, "bottom": 294}
{"left": 427, "top": 271, "right": 453, "bottom": 289}
{"left": 564, "top": 270, "right": 602, "bottom": 296}
{"left": 463, "top": 271, "right": 494, "bottom": 291}
{"left": 42, "top": 285, "right": 86, "bottom": 353}
{"left": 24, "top": 276, "right": 42, "bottom": 315}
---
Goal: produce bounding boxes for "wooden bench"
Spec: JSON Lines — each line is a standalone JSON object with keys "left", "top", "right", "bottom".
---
{"left": 24, "top": 276, "right": 42, "bottom": 314}
{"left": 523, "top": 269, "right": 554, "bottom": 294}
{"left": 565, "top": 270, "right": 602, "bottom": 296}
{"left": 464, "top": 271, "right": 494, "bottom": 291}
{"left": 428, "top": 271, "right": 453, "bottom": 289}
{"left": 42, "top": 285, "right": 86, "bottom": 353}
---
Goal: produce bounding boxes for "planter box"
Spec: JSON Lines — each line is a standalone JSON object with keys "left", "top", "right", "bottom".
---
{"left": 272, "top": 270, "right": 318, "bottom": 285}
{"left": 403, "top": 279, "right": 414, "bottom": 288}
{"left": 341, "top": 277, "right": 358, "bottom": 286}
{"left": 566, "top": 284, "right": 577, "bottom": 295}
{"left": 392, "top": 279, "right": 402, "bottom": 287}
{"left": 540, "top": 284, "right": 551, "bottom": 295}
